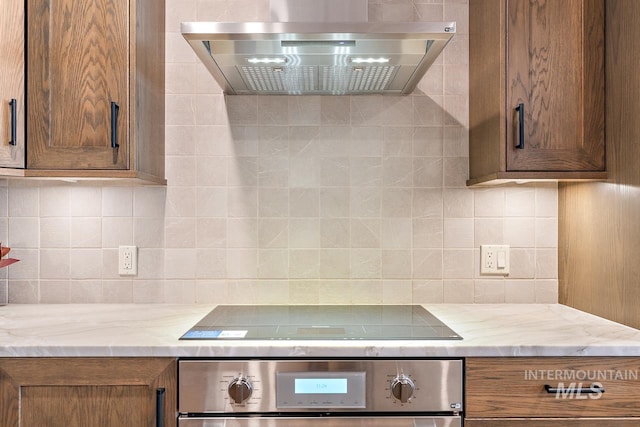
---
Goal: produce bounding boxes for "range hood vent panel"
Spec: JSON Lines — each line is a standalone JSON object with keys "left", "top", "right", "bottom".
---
{"left": 181, "top": 1, "right": 455, "bottom": 95}
{"left": 239, "top": 64, "right": 400, "bottom": 94}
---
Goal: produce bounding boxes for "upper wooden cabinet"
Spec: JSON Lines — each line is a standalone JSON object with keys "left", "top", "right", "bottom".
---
{"left": 27, "top": 0, "right": 130, "bottom": 171}
{"left": 468, "top": 0, "right": 606, "bottom": 186}
{"left": 0, "top": 0, "right": 25, "bottom": 168}
{"left": 1, "top": 0, "right": 165, "bottom": 184}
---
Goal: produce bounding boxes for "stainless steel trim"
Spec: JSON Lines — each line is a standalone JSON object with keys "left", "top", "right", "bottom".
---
{"left": 178, "top": 417, "right": 462, "bottom": 427}
{"left": 270, "top": 0, "right": 368, "bottom": 23}
{"left": 181, "top": 21, "right": 457, "bottom": 39}
{"left": 178, "top": 359, "right": 463, "bottom": 414}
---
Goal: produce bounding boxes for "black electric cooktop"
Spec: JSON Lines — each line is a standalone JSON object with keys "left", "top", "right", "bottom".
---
{"left": 180, "top": 305, "right": 462, "bottom": 340}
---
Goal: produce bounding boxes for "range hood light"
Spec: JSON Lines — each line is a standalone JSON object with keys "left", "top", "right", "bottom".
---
{"left": 350, "top": 57, "right": 390, "bottom": 64}
{"left": 247, "top": 57, "right": 288, "bottom": 64}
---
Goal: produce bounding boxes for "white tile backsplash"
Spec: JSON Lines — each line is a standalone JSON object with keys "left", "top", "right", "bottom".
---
{"left": 99, "top": 217, "right": 133, "bottom": 248}
{"left": 9, "top": 218, "right": 39, "bottom": 248}
{"left": 134, "top": 218, "right": 165, "bottom": 248}
{"left": 4, "top": 0, "right": 559, "bottom": 304}
{"left": 0, "top": 187, "right": 8, "bottom": 218}
{"left": 505, "top": 187, "right": 536, "bottom": 217}
{"left": 71, "top": 218, "right": 102, "bottom": 248}
{"left": 40, "top": 218, "right": 71, "bottom": 248}
{"left": 474, "top": 280, "right": 505, "bottom": 304}
{"left": 505, "top": 280, "right": 536, "bottom": 304}
{"left": 70, "top": 188, "right": 101, "bottom": 217}
{"left": 9, "top": 186, "right": 38, "bottom": 217}
{"left": 474, "top": 187, "right": 505, "bottom": 217}
{"left": 412, "top": 280, "right": 444, "bottom": 304}
{"left": 69, "top": 280, "right": 103, "bottom": 303}
{"left": 8, "top": 249, "right": 38, "bottom": 281}
{"left": 196, "top": 218, "right": 227, "bottom": 248}
{"left": 443, "top": 280, "right": 474, "bottom": 303}
{"left": 504, "top": 218, "right": 536, "bottom": 248}
{"left": 40, "top": 186, "right": 70, "bottom": 217}
{"left": 165, "top": 218, "right": 197, "bottom": 248}
{"left": 382, "top": 280, "right": 412, "bottom": 304}
{"left": 320, "top": 249, "right": 351, "bottom": 279}
{"left": 70, "top": 249, "right": 102, "bottom": 279}
{"left": 258, "top": 249, "right": 288, "bottom": 278}
{"left": 535, "top": 279, "right": 559, "bottom": 303}
{"left": 102, "top": 279, "right": 133, "bottom": 303}
{"left": 39, "top": 280, "right": 70, "bottom": 303}
{"left": 509, "top": 248, "right": 536, "bottom": 279}
{"left": 40, "top": 249, "right": 70, "bottom": 280}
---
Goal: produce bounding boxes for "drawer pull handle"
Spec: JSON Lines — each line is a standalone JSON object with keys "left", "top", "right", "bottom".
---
{"left": 544, "top": 384, "right": 605, "bottom": 394}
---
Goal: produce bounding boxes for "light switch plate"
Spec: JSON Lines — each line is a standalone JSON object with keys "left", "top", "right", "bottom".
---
{"left": 480, "top": 244, "right": 510, "bottom": 275}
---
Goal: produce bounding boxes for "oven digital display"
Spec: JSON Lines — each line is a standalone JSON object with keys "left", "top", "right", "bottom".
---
{"left": 276, "top": 371, "right": 366, "bottom": 408}
{"left": 295, "top": 378, "right": 348, "bottom": 394}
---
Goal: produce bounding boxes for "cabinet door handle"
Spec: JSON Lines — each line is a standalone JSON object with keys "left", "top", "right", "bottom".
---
{"left": 515, "top": 103, "right": 525, "bottom": 149}
{"left": 544, "top": 384, "right": 605, "bottom": 394}
{"left": 111, "top": 101, "right": 120, "bottom": 149}
{"left": 9, "top": 99, "right": 17, "bottom": 146}
{"left": 156, "top": 387, "right": 165, "bottom": 427}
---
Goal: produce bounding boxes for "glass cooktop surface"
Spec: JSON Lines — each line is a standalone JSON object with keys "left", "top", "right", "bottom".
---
{"left": 180, "top": 305, "right": 462, "bottom": 340}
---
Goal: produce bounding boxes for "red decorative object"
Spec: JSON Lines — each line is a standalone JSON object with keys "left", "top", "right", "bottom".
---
{"left": 0, "top": 244, "right": 19, "bottom": 269}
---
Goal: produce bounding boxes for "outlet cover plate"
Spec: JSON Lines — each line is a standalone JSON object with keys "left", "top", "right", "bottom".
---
{"left": 118, "top": 245, "right": 138, "bottom": 276}
{"left": 480, "top": 244, "right": 510, "bottom": 275}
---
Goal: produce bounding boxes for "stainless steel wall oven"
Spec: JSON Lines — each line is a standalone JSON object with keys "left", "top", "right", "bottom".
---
{"left": 178, "top": 358, "right": 463, "bottom": 427}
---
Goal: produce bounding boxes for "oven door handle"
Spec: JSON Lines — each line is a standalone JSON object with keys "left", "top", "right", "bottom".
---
{"left": 177, "top": 416, "right": 461, "bottom": 427}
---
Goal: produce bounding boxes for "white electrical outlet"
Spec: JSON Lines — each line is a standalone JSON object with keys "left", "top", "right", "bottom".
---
{"left": 480, "top": 245, "right": 510, "bottom": 275}
{"left": 119, "top": 245, "right": 138, "bottom": 276}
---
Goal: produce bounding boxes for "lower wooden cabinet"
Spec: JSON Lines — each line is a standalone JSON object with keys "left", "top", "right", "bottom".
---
{"left": 466, "top": 357, "right": 640, "bottom": 425}
{"left": 0, "top": 358, "right": 176, "bottom": 427}
{"left": 465, "top": 419, "right": 640, "bottom": 426}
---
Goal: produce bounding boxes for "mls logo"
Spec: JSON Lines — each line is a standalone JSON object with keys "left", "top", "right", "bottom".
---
{"left": 545, "top": 382, "right": 604, "bottom": 400}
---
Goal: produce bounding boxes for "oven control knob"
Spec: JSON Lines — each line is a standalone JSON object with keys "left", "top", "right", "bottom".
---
{"left": 391, "top": 375, "right": 415, "bottom": 403}
{"left": 228, "top": 377, "right": 253, "bottom": 403}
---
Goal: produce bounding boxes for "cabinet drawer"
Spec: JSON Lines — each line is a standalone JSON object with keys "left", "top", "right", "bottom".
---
{"left": 465, "top": 419, "right": 640, "bottom": 427}
{"left": 466, "top": 358, "right": 640, "bottom": 417}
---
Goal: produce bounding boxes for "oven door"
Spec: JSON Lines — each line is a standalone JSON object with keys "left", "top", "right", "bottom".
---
{"left": 178, "top": 417, "right": 462, "bottom": 427}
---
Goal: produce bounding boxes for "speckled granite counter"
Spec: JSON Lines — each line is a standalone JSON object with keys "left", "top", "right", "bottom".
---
{"left": 1, "top": 304, "right": 639, "bottom": 357}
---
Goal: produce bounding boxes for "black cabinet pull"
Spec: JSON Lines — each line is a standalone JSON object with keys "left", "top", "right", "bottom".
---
{"left": 544, "top": 384, "right": 605, "bottom": 394}
{"left": 515, "top": 103, "right": 525, "bottom": 149}
{"left": 156, "top": 387, "right": 165, "bottom": 427}
{"left": 9, "top": 99, "right": 17, "bottom": 146}
{"left": 111, "top": 101, "right": 120, "bottom": 149}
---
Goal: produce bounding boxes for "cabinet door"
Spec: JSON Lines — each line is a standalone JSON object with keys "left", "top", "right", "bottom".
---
{"left": 0, "top": 358, "right": 176, "bottom": 427}
{"left": 466, "top": 420, "right": 640, "bottom": 427}
{"left": 466, "top": 357, "right": 640, "bottom": 418}
{"left": 27, "top": 0, "right": 129, "bottom": 170}
{"left": 0, "top": 0, "right": 25, "bottom": 167}
{"left": 506, "top": 0, "right": 604, "bottom": 172}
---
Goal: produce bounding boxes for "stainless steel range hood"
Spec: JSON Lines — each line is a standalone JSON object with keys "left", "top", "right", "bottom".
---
{"left": 181, "top": 0, "right": 455, "bottom": 95}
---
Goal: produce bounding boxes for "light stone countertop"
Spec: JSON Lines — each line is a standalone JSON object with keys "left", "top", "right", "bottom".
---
{"left": 1, "top": 303, "right": 640, "bottom": 357}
